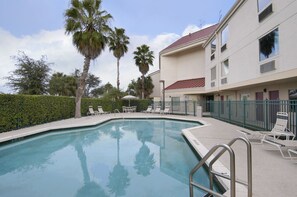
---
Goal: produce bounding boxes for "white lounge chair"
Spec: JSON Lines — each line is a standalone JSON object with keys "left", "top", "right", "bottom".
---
{"left": 160, "top": 106, "right": 171, "bottom": 114}
{"left": 87, "top": 106, "right": 99, "bottom": 115}
{"left": 153, "top": 106, "right": 161, "bottom": 113}
{"left": 261, "top": 138, "right": 297, "bottom": 158}
{"left": 143, "top": 106, "right": 152, "bottom": 113}
{"left": 98, "top": 106, "right": 109, "bottom": 114}
{"left": 288, "top": 148, "right": 297, "bottom": 160}
{"left": 238, "top": 112, "right": 295, "bottom": 142}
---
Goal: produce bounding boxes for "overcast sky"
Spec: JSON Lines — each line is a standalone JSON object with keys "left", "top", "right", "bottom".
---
{"left": 0, "top": 0, "right": 235, "bottom": 93}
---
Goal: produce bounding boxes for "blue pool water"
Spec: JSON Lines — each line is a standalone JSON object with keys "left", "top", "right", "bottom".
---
{"left": 0, "top": 119, "right": 221, "bottom": 197}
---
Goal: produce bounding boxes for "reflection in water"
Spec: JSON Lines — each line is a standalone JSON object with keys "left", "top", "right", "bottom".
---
{"left": 107, "top": 163, "right": 129, "bottom": 196}
{"left": 0, "top": 119, "right": 215, "bottom": 197}
{"left": 134, "top": 121, "right": 156, "bottom": 176}
{"left": 134, "top": 143, "right": 155, "bottom": 176}
{"left": 74, "top": 131, "right": 109, "bottom": 197}
{"left": 107, "top": 123, "right": 130, "bottom": 196}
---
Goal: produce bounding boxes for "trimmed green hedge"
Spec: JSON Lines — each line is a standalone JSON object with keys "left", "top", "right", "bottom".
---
{"left": 0, "top": 94, "right": 151, "bottom": 133}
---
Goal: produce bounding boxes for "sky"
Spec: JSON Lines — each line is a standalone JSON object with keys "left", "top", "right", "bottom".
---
{"left": 0, "top": 0, "right": 235, "bottom": 93}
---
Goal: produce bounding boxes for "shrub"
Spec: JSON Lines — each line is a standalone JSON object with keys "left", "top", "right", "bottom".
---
{"left": 0, "top": 94, "right": 152, "bottom": 133}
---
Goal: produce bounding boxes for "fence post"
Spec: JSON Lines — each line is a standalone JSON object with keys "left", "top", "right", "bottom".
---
{"left": 265, "top": 99, "right": 269, "bottom": 130}
{"left": 194, "top": 101, "right": 196, "bottom": 116}
{"left": 229, "top": 100, "right": 231, "bottom": 122}
{"left": 218, "top": 101, "right": 221, "bottom": 118}
{"left": 243, "top": 99, "right": 246, "bottom": 127}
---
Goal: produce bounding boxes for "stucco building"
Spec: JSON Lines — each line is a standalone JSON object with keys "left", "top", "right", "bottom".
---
{"left": 155, "top": 0, "right": 297, "bottom": 107}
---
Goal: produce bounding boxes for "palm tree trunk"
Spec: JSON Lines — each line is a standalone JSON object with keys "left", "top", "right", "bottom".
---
{"left": 117, "top": 57, "right": 120, "bottom": 90}
{"left": 141, "top": 74, "right": 144, "bottom": 99}
{"left": 75, "top": 57, "right": 90, "bottom": 118}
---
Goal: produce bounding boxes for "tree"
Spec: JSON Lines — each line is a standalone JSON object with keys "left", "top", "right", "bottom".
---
{"left": 103, "top": 87, "right": 124, "bottom": 101}
{"left": 127, "top": 79, "right": 137, "bottom": 96}
{"left": 108, "top": 27, "right": 130, "bottom": 90}
{"left": 65, "top": 0, "right": 112, "bottom": 118}
{"left": 127, "top": 76, "right": 154, "bottom": 98}
{"left": 6, "top": 51, "right": 51, "bottom": 95}
{"left": 133, "top": 45, "right": 154, "bottom": 99}
{"left": 49, "top": 72, "right": 77, "bottom": 96}
{"left": 84, "top": 73, "right": 101, "bottom": 97}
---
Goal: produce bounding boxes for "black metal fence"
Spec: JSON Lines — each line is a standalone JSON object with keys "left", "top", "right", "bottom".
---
{"left": 153, "top": 100, "right": 297, "bottom": 136}
{"left": 208, "top": 100, "right": 297, "bottom": 135}
{"left": 152, "top": 101, "right": 199, "bottom": 116}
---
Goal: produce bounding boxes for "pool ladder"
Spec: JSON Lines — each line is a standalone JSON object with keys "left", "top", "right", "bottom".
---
{"left": 189, "top": 137, "right": 252, "bottom": 197}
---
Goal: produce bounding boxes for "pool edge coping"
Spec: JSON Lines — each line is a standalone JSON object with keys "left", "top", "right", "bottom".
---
{"left": 0, "top": 115, "right": 200, "bottom": 144}
{"left": 182, "top": 124, "right": 248, "bottom": 196}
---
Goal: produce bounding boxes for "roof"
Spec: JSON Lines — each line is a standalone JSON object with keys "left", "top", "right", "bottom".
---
{"left": 165, "top": 78, "right": 205, "bottom": 90}
{"left": 161, "top": 24, "right": 218, "bottom": 53}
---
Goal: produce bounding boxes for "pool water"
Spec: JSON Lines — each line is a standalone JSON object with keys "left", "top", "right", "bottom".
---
{"left": 0, "top": 119, "right": 220, "bottom": 197}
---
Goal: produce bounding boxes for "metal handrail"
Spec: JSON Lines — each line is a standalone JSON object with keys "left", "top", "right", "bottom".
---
{"left": 114, "top": 109, "right": 120, "bottom": 113}
{"left": 189, "top": 144, "right": 235, "bottom": 197}
{"left": 189, "top": 137, "right": 252, "bottom": 197}
{"left": 209, "top": 137, "right": 252, "bottom": 197}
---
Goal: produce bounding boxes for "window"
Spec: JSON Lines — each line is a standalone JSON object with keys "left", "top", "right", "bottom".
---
{"left": 211, "top": 39, "right": 216, "bottom": 60}
{"left": 221, "top": 26, "right": 228, "bottom": 52}
{"left": 211, "top": 66, "right": 216, "bottom": 81}
{"left": 258, "top": 0, "right": 273, "bottom": 22}
{"left": 258, "top": 0, "right": 271, "bottom": 12}
{"left": 259, "top": 28, "right": 279, "bottom": 61}
{"left": 221, "top": 59, "right": 229, "bottom": 77}
{"left": 211, "top": 39, "right": 216, "bottom": 54}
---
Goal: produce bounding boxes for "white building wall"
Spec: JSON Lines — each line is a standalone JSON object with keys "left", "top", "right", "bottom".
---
{"left": 175, "top": 48, "right": 205, "bottom": 80}
{"left": 205, "top": 0, "right": 297, "bottom": 100}
{"left": 148, "top": 70, "right": 160, "bottom": 98}
{"left": 160, "top": 47, "right": 205, "bottom": 87}
{"left": 160, "top": 56, "right": 177, "bottom": 90}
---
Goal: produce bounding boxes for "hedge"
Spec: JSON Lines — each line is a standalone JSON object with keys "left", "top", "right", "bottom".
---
{"left": 0, "top": 94, "right": 151, "bottom": 133}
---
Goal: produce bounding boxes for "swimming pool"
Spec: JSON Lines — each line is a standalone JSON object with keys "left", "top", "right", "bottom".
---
{"left": 0, "top": 118, "right": 222, "bottom": 197}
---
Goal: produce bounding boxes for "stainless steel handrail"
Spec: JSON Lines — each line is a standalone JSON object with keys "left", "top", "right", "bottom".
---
{"left": 189, "top": 137, "right": 252, "bottom": 197}
{"left": 209, "top": 137, "right": 252, "bottom": 197}
{"left": 189, "top": 144, "right": 235, "bottom": 197}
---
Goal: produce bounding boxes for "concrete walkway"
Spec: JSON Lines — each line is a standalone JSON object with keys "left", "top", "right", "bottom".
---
{"left": 0, "top": 113, "right": 296, "bottom": 197}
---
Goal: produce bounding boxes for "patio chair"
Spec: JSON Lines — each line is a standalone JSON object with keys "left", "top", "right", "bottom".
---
{"left": 160, "top": 106, "right": 171, "bottom": 114}
{"left": 261, "top": 138, "right": 297, "bottom": 158}
{"left": 98, "top": 106, "right": 109, "bottom": 114}
{"left": 153, "top": 106, "right": 161, "bottom": 113}
{"left": 143, "top": 106, "right": 152, "bottom": 113}
{"left": 288, "top": 148, "right": 297, "bottom": 160}
{"left": 87, "top": 106, "right": 99, "bottom": 116}
{"left": 238, "top": 112, "right": 295, "bottom": 142}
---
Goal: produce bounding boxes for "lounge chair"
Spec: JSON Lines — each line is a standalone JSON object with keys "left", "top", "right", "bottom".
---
{"left": 87, "top": 106, "right": 99, "bottom": 115}
{"left": 288, "top": 148, "right": 297, "bottom": 160}
{"left": 143, "top": 106, "right": 152, "bottom": 113}
{"left": 261, "top": 138, "right": 297, "bottom": 158}
{"left": 98, "top": 106, "right": 109, "bottom": 114}
{"left": 238, "top": 112, "right": 295, "bottom": 142}
{"left": 160, "top": 106, "right": 171, "bottom": 114}
{"left": 153, "top": 106, "right": 161, "bottom": 113}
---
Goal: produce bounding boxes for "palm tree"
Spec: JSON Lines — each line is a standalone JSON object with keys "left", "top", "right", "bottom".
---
{"left": 108, "top": 27, "right": 130, "bottom": 90}
{"left": 65, "top": 0, "right": 112, "bottom": 118}
{"left": 133, "top": 45, "right": 154, "bottom": 99}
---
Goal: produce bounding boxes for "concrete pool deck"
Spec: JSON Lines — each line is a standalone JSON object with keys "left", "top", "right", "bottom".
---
{"left": 0, "top": 113, "right": 296, "bottom": 197}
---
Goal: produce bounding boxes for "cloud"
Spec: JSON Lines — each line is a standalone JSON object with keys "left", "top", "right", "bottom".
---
{"left": 0, "top": 28, "right": 180, "bottom": 93}
{"left": 182, "top": 24, "right": 214, "bottom": 36}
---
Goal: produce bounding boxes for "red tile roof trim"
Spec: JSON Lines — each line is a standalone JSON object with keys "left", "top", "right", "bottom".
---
{"left": 165, "top": 78, "right": 205, "bottom": 90}
{"left": 161, "top": 24, "right": 218, "bottom": 53}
